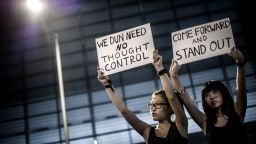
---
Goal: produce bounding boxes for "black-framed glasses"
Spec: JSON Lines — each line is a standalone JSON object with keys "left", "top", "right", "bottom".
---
{"left": 147, "top": 102, "right": 169, "bottom": 109}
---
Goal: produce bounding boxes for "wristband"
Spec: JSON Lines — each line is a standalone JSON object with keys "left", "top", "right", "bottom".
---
{"left": 157, "top": 68, "right": 168, "bottom": 76}
{"left": 236, "top": 60, "right": 246, "bottom": 67}
{"left": 106, "top": 79, "right": 112, "bottom": 85}
{"left": 175, "top": 88, "right": 186, "bottom": 96}
{"left": 104, "top": 84, "right": 114, "bottom": 90}
{"left": 104, "top": 79, "right": 114, "bottom": 91}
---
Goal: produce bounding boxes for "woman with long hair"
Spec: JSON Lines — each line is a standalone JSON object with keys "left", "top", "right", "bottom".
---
{"left": 170, "top": 47, "right": 247, "bottom": 144}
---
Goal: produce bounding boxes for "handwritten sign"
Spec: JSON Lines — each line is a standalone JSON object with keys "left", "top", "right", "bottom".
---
{"left": 96, "top": 23, "right": 155, "bottom": 75}
{"left": 171, "top": 18, "right": 235, "bottom": 65}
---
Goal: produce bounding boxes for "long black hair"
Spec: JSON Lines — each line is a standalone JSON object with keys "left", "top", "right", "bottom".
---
{"left": 201, "top": 80, "right": 236, "bottom": 126}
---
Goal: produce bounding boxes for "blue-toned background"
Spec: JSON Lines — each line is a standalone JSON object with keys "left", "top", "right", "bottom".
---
{"left": 0, "top": 0, "right": 255, "bottom": 143}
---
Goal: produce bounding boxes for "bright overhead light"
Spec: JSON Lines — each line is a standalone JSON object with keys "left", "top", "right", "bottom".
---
{"left": 26, "top": 0, "right": 44, "bottom": 13}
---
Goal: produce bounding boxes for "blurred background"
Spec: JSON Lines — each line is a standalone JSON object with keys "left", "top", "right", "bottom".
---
{"left": 0, "top": 0, "right": 255, "bottom": 143}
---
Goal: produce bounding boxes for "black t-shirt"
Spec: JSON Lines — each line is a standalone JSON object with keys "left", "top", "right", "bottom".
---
{"left": 207, "top": 113, "right": 248, "bottom": 144}
{"left": 147, "top": 122, "right": 187, "bottom": 144}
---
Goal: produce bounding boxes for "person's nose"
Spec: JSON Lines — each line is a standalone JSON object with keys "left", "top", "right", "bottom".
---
{"left": 151, "top": 105, "right": 157, "bottom": 111}
{"left": 209, "top": 92, "right": 215, "bottom": 99}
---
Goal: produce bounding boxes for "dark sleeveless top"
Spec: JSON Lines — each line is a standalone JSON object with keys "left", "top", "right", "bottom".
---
{"left": 207, "top": 113, "right": 248, "bottom": 144}
{"left": 147, "top": 122, "right": 187, "bottom": 144}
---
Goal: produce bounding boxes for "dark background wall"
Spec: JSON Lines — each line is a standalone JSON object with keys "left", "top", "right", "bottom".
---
{"left": 0, "top": 0, "right": 255, "bottom": 144}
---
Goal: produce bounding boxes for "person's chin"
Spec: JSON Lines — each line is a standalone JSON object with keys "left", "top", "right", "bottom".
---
{"left": 210, "top": 103, "right": 221, "bottom": 109}
{"left": 152, "top": 117, "right": 158, "bottom": 121}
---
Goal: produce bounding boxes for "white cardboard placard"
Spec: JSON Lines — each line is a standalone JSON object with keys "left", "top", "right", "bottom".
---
{"left": 96, "top": 23, "right": 155, "bottom": 75}
{"left": 171, "top": 18, "right": 235, "bottom": 65}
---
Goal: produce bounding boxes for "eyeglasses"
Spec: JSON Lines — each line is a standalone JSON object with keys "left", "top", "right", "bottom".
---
{"left": 147, "top": 102, "right": 169, "bottom": 109}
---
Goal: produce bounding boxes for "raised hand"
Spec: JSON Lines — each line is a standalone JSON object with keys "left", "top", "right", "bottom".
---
{"left": 152, "top": 50, "right": 164, "bottom": 71}
{"left": 229, "top": 47, "right": 244, "bottom": 65}
{"left": 169, "top": 59, "right": 181, "bottom": 77}
{"left": 97, "top": 67, "right": 109, "bottom": 85}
